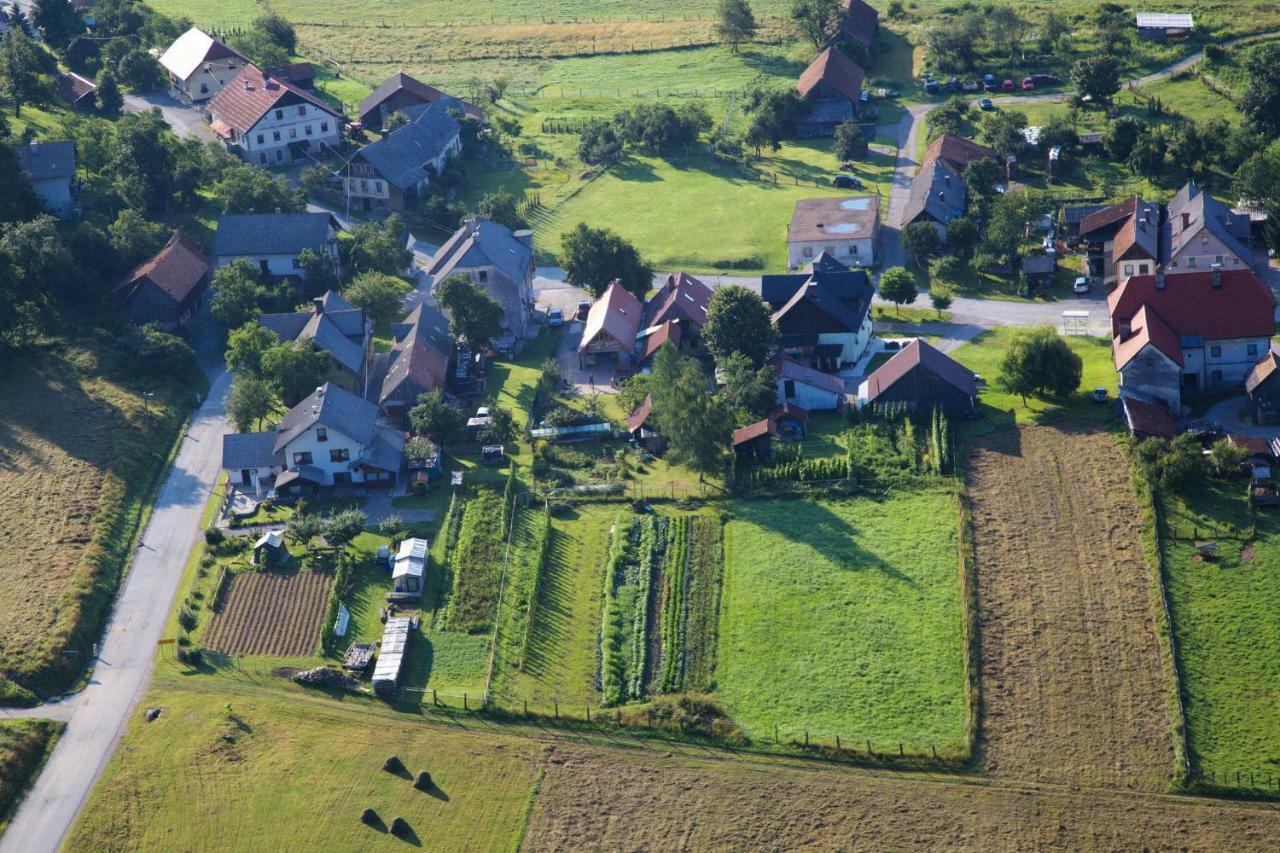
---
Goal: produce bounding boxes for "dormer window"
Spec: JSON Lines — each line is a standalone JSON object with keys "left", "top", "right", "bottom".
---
{"left": 316, "top": 428, "right": 327, "bottom": 442}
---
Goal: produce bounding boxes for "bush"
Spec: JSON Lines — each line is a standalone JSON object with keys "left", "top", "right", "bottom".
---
{"left": 1203, "top": 43, "right": 1225, "bottom": 64}
{"left": 932, "top": 255, "right": 963, "bottom": 280}
{"left": 178, "top": 606, "right": 197, "bottom": 632}
{"left": 204, "top": 526, "right": 224, "bottom": 545}
{"left": 176, "top": 646, "right": 203, "bottom": 666}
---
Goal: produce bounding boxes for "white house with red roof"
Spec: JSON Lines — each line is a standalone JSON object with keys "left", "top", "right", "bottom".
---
{"left": 1108, "top": 267, "right": 1275, "bottom": 412}
{"left": 159, "top": 28, "right": 248, "bottom": 103}
{"left": 206, "top": 64, "right": 344, "bottom": 167}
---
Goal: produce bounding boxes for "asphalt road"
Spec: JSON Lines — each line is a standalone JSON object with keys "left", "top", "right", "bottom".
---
{"left": 123, "top": 92, "right": 216, "bottom": 142}
{"left": 0, "top": 370, "right": 231, "bottom": 853}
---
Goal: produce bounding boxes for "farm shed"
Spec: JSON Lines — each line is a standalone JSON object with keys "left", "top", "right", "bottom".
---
{"left": 252, "top": 531, "right": 289, "bottom": 566}
{"left": 1245, "top": 349, "right": 1280, "bottom": 425}
{"left": 1135, "top": 12, "right": 1193, "bottom": 41}
{"left": 773, "top": 356, "right": 847, "bottom": 412}
{"left": 390, "top": 537, "right": 428, "bottom": 600}
{"left": 857, "top": 339, "right": 977, "bottom": 415}
{"left": 1120, "top": 394, "right": 1176, "bottom": 440}
{"left": 372, "top": 617, "right": 412, "bottom": 696}
{"left": 1022, "top": 254, "right": 1057, "bottom": 292}
{"left": 769, "top": 402, "right": 810, "bottom": 439}
{"left": 627, "top": 395, "right": 664, "bottom": 453}
{"left": 732, "top": 418, "right": 777, "bottom": 461}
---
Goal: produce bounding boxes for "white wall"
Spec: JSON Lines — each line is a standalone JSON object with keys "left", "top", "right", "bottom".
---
{"left": 226, "top": 100, "right": 341, "bottom": 167}
{"left": 31, "top": 177, "right": 73, "bottom": 219}
{"left": 174, "top": 57, "right": 243, "bottom": 102}
{"left": 1199, "top": 336, "right": 1271, "bottom": 387}
{"left": 787, "top": 235, "right": 875, "bottom": 269}
{"left": 282, "top": 424, "right": 366, "bottom": 485}
{"left": 776, "top": 376, "right": 842, "bottom": 411}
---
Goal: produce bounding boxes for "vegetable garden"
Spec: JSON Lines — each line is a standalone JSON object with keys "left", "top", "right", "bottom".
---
{"left": 203, "top": 568, "right": 334, "bottom": 657}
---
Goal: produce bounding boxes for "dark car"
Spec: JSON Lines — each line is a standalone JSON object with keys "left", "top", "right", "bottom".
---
{"left": 923, "top": 80, "right": 941, "bottom": 94}
{"left": 833, "top": 174, "right": 863, "bottom": 189}
{"left": 1031, "top": 73, "right": 1062, "bottom": 86}
{"left": 978, "top": 98, "right": 995, "bottom": 111}
{"left": 982, "top": 73, "right": 998, "bottom": 91}
{"left": 947, "top": 76, "right": 960, "bottom": 91}
{"left": 576, "top": 299, "right": 591, "bottom": 320}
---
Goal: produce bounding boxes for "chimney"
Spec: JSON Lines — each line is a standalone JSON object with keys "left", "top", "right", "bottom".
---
{"left": 944, "top": 174, "right": 951, "bottom": 185}
{"left": 1211, "top": 263, "right": 1222, "bottom": 289}
{"left": 1181, "top": 211, "right": 1190, "bottom": 230}
{"left": 312, "top": 297, "right": 324, "bottom": 314}
{"left": 512, "top": 228, "right": 533, "bottom": 248}
{"left": 1155, "top": 271, "right": 1165, "bottom": 291}
{"left": 939, "top": 191, "right": 945, "bottom": 202}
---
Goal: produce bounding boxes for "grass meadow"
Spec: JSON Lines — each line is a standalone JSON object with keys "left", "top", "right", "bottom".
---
{"left": 0, "top": 719, "right": 61, "bottom": 834}
{"left": 716, "top": 493, "right": 968, "bottom": 754}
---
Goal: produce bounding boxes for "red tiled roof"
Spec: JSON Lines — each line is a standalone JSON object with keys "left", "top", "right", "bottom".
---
{"left": 112, "top": 232, "right": 209, "bottom": 305}
{"left": 835, "top": 0, "right": 879, "bottom": 46}
{"left": 1113, "top": 304, "right": 1183, "bottom": 370}
{"left": 861, "top": 339, "right": 977, "bottom": 403}
{"left": 637, "top": 319, "right": 682, "bottom": 363}
{"left": 627, "top": 394, "right": 653, "bottom": 433}
{"left": 732, "top": 417, "right": 775, "bottom": 446}
{"left": 579, "top": 281, "right": 643, "bottom": 353}
{"left": 1079, "top": 197, "right": 1137, "bottom": 236}
{"left": 645, "top": 272, "right": 712, "bottom": 328}
{"left": 923, "top": 133, "right": 996, "bottom": 172}
{"left": 358, "top": 71, "right": 484, "bottom": 123}
{"left": 1108, "top": 268, "right": 1275, "bottom": 345}
{"left": 207, "top": 63, "right": 341, "bottom": 134}
{"left": 1246, "top": 351, "right": 1280, "bottom": 394}
{"left": 1122, "top": 396, "right": 1176, "bottom": 439}
{"left": 1228, "top": 434, "right": 1273, "bottom": 458}
{"left": 797, "top": 47, "right": 865, "bottom": 104}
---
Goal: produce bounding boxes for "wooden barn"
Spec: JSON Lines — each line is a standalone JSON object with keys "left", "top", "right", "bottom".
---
{"left": 857, "top": 339, "right": 977, "bottom": 415}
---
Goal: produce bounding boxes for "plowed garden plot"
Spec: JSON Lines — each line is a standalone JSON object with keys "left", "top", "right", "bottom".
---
{"left": 522, "top": 743, "right": 1280, "bottom": 851}
{"left": 203, "top": 570, "right": 332, "bottom": 657}
{"left": 967, "top": 425, "right": 1174, "bottom": 790}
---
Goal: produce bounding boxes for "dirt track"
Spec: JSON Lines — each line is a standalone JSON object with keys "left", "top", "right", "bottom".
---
{"left": 968, "top": 425, "right": 1175, "bottom": 790}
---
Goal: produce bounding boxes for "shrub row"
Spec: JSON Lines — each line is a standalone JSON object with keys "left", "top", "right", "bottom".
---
{"left": 656, "top": 516, "right": 690, "bottom": 694}
{"left": 516, "top": 508, "right": 552, "bottom": 670}
{"left": 628, "top": 517, "right": 667, "bottom": 700}
{"left": 443, "top": 489, "right": 507, "bottom": 634}
{"left": 599, "top": 514, "right": 637, "bottom": 706}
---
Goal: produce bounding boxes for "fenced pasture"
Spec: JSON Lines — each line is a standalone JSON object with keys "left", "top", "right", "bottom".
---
{"left": 203, "top": 569, "right": 332, "bottom": 657}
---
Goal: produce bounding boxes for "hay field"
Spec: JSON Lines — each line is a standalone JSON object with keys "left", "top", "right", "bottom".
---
{"left": 967, "top": 425, "right": 1175, "bottom": 790}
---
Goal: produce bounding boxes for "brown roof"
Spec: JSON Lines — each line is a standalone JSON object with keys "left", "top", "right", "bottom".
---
{"left": 271, "top": 62, "right": 316, "bottom": 87}
{"left": 787, "top": 195, "right": 880, "bottom": 244}
{"left": 207, "top": 63, "right": 341, "bottom": 134}
{"left": 1108, "top": 268, "right": 1275, "bottom": 346}
{"left": 579, "top": 281, "right": 643, "bottom": 353}
{"left": 358, "top": 71, "right": 484, "bottom": 123}
{"left": 1228, "top": 434, "right": 1273, "bottom": 458}
{"left": 1113, "top": 304, "right": 1183, "bottom": 370}
{"left": 769, "top": 402, "right": 810, "bottom": 422}
{"left": 637, "top": 319, "right": 682, "bottom": 364}
{"left": 1079, "top": 197, "right": 1137, "bottom": 237}
{"left": 112, "top": 232, "right": 210, "bottom": 305}
{"left": 1121, "top": 396, "right": 1176, "bottom": 439}
{"left": 627, "top": 394, "right": 654, "bottom": 433}
{"left": 732, "top": 417, "right": 776, "bottom": 446}
{"left": 1111, "top": 200, "right": 1160, "bottom": 263}
{"left": 645, "top": 272, "right": 712, "bottom": 328}
{"left": 775, "top": 356, "right": 846, "bottom": 396}
{"left": 834, "top": 0, "right": 879, "bottom": 46}
{"left": 1246, "top": 351, "right": 1280, "bottom": 394}
{"left": 797, "top": 47, "right": 865, "bottom": 104}
{"left": 57, "top": 72, "right": 96, "bottom": 106}
{"left": 923, "top": 133, "right": 996, "bottom": 173}
{"left": 861, "top": 339, "right": 977, "bottom": 403}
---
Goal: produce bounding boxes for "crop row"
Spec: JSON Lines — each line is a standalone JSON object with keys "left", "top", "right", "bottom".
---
{"left": 443, "top": 489, "right": 508, "bottom": 634}
{"left": 683, "top": 516, "right": 723, "bottom": 693}
{"left": 598, "top": 514, "right": 636, "bottom": 706}
{"left": 511, "top": 506, "right": 552, "bottom": 670}
{"left": 628, "top": 517, "right": 667, "bottom": 700}
{"left": 655, "top": 516, "right": 690, "bottom": 694}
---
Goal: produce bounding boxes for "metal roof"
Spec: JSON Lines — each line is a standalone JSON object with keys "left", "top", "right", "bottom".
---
{"left": 392, "top": 537, "right": 428, "bottom": 579}
{"left": 1135, "top": 12, "right": 1193, "bottom": 28}
{"left": 371, "top": 617, "right": 412, "bottom": 686}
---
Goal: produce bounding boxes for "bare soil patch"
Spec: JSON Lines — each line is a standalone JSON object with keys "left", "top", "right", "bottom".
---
{"left": 522, "top": 743, "right": 1280, "bottom": 851}
{"left": 203, "top": 569, "right": 332, "bottom": 657}
{"left": 967, "top": 425, "right": 1174, "bottom": 790}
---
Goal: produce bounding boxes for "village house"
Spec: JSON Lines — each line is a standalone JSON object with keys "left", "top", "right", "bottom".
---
{"left": 773, "top": 356, "right": 847, "bottom": 411}
{"left": 763, "top": 260, "right": 873, "bottom": 371}
{"left": 260, "top": 290, "right": 374, "bottom": 395}
{"left": 220, "top": 382, "right": 405, "bottom": 495}
{"left": 56, "top": 72, "right": 97, "bottom": 110}
{"left": 627, "top": 395, "right": 664, "bottom": 453}
{"left": 902, "top": 158, "right": 966, "bottom": 239}
{"left": 786, "top": 196, "right": 880, "bottom": 268}
{"left": 643, "top": 272, "right": 712, "bottom": 344}
{"left": 357, "top": 71, "right": 483, "bottom": 132}
{"left": 922, "top": 133, "right": 997, "bottom": 177}
{"left": 213, "top": 211, "right": 340, "bottom": 279}
{"left": 1162, "top": 183, "right": 1254, "bottom": 274}
{"left": 1246, "top": 350, "right": 1280, "bottom": 425}
{"left": 1109, "top": 267, "right": 1275, "bottom": 412}
{"left": 827, "top": 0, "right": 879, "bottom": 49}
{"left": 206, "top": 63, "right": 344, "bottom": 167}
{"left": 1135, "top": 11, "right": 1193, "bottom": 41}
{"left": 578, "top": 281, "right": 643, "bottom": 370}
{"left": 18, "top": 140, "right": 77, "bottom": 219}
{"left": 1079, "top": 196, "right": 1159, "bottom": 285}
{"left": 426, "top": 217, "right": 535, "bottom": 352}
{"left": 634, "top": 319, "right": 683, "bottom": 371}
{"left": 374, "top": 302, "right": 454, "bottom": 422}
{"left": 795, "top": 47, "right": 865, "bottom": 137}
{"left": 857, "top": 339, "right": 977, "bottom": 415}
{"left": 110, "top": 232, "right": 211, "bottom": 331}
{"left": 337, "top": 102, "right": 461, "bottom": 213}
{"left": 159, "top": 28, "right": 248, "bottom": 103}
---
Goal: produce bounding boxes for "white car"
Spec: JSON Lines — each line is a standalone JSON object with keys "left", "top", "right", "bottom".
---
{"left": 1073, "top": 276, "right": 1089, "bottom": 294}
{"left": 547, "top": 308, "right": 564, "bottom": 327}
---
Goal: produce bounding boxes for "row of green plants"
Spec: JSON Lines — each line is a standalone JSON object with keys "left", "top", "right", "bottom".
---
{"left": 443, "top": 489, "right": 508, "bottom": 634}
{"left": 628, "top": 517, "right": 667, "bottom": 700}
{"left": 510, "top": 506, "right": 552, "bottom": 672}
{"left": 655, "top": 516, "right": 690, "bottom": 694}
{"left": 598, "top": 514, "right": 637, "bottom": 706}
{"left": 682, "top": 516, "right": 724, "bottom": 693}
{"left": 428, "top": 488, "right": 466, "bottom": 625}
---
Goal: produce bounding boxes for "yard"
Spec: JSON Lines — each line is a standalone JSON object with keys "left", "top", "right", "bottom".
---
{"left": 716, "top": 492, "right": 968, "bottom": 754}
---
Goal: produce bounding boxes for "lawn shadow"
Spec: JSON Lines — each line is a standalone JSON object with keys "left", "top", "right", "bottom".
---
{"left": 391, "top": 819, "right": 422, "bottom": 847}
{"left": 422, "top": 782, "right": 450, "bottom": 802}
{"left": 611, "top": 157, "right": 661, "bottom": 183}
{"left": 739, "top": 48, "right": 806, "bottom": 80}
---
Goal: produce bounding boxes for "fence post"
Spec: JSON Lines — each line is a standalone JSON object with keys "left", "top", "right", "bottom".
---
{"left": 464, "top": 692, "right": 468, "bottom": 710}
{"left": 804, "top": 729, "right": 809, "bottom": 747}
{"left": 899, "top": 743, "right": 904, "bottom": 757}
{"left": 586, "top": 706, "right": 591, "bottom": 722}
{"left": 867, "top": 739, "right": 872, "bottom": 753}
{"left": 836, "top": 734, "right": 841, "bottom": 749}
{"left": 554, "top": 699, "right": 559, "bottom": 718}
{"left": 432, "top": 688, "right": 438, "bottom": 705}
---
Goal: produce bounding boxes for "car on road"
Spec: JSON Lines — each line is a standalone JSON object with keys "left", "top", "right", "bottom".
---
{"left": 978, "top": 98, "right": 995, "bottom": 110}
{"left": 1073, "top": 276, "right": 1090, "bottom": 294}
{"left": 1022, "top": 76, "right": 1035, "bottom": 90}
{"left": 576, "top": 299, "right": 591, "bottom": 320}
{"left": 547, "top": 308, "right": 563, "bottom": 327}
{"left": 832, "top": 174, "right": 863, "bottom": 189}
{"left": 1002, "top": 78, "right": 1014, "bottom": 92}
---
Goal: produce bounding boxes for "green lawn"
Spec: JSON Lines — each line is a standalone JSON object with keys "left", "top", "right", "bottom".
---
{"left": 0, "top": 719, "right": 61, "bottom": 835}
{"left": 66, "top": 687, "right": 541, "bottom": 852}
{"left": 948, "top": 328, "right": 1118, "bottom": 427}
{"left": 716, "top": 492, "right": 968, "bottom": 755}
{"left": 1162, "top": 505, "right": 1280, "bottom": 791}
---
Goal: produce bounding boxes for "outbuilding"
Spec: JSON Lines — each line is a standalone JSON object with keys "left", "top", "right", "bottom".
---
{"left": 390, "top": 537, "right": 428, "bottom": 600}
{"left": 1246, "top": 350, "right": 1280, "bottom": 425}
{"left": 371, "top": 616, "right": 412, "bottom": 697}
{"left": 857, "top": 339, "right": 977, "bottom": 415}
{"left": 252, "top": 531, "right": 289, "bottom": 566}
{"left": 732, "top": 418, "right": 776, "bottom": 461}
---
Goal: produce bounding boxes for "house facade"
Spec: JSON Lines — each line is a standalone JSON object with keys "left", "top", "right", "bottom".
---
{"left": 376, "top": 303, "right": 453, "bottom": 422}
{"left": 1163, "top": 183, "right": 1254, "bottom": 274}
{"left": 18, "top": 141, "right": 77, "bottom": 219}
{"left": 902, "top": 158, "right": 965, "bottom": 240}
{"left": 111, "top": 232, "right": 211, "bottom": 331}
{"left": 214, "top": 212, "right": 340, "bottom": 279}
{"left": 774, "top": 356, "right": 846, "bottom": 411}
{"left": 578, "top": 281, "right": 643, "bottom": 368}
{"left": 339, "top": 102, "right": 461, "bottom": 213}
{"left": 763, "top": 265, "right": 873, "bottom": 370}
{"left": 795, "top": 47, "right": 865, "bottom": 137}
{"left": 426, "top": 218, "right": 535, "bottom": 351}
{"left": 207, "top": 64, "right": 343, "bottom": 167}
{"left": 786, "top": 196, "right": 879, "bottom": 268}
{"left": 159, "top": 28, "right": 247, "bottom": 103}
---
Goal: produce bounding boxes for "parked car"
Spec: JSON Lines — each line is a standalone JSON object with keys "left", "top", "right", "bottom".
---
{"left": 547, "top": 308, "right": 563, "bottom": 327}
{"left": 576, "top": 299, "right": 591, "bottom": 320}
{"left": 923, "top": 80, "right": 941, "bottom": 94}
{"left": 345, "top": 121, "right": 367, "bottom": 141}
{"left": 1073, "top": 276, "right": 1089, "bottom": 294}
{"left": 833, "top": 174, "right": 863, "bottom": 189}
{"left": 982, "top": 73, "right": 997, "bottom": 91}
{"left": 962, "top": 80, "right": 980, "bottom": 92}
{"left": 1002, "top": 78, "right": 1014, "bottom": 92}
{"left": 947, "top": 77, "right": 960, "bottom": 92}
{"left": 978, "top": 98, "right": 994, "bottom": 110}
{"left": 1021, "top": 76, "right": 1035, "bottom": 90}
{"left": 1031, "top": 73, "right": 1062, "bottom": 86}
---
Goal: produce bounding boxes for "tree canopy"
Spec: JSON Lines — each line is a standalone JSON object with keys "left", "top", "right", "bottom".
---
{"left": 648, "top": 344, "right": 733, "bottom": 477}
{"left": 996, "top": 325, "right": 1082, "bottom": 401}
{"left": 409, "top": 389, "right": 465, "bottom": 446}
{"left": 703, "top": 284, "right": 776, "bottom": 368}
{"left": 559, "top": 222, "right": 653, "bottom": 298}
{"left": 436, "top": 274, "right": 504, "bottom": 346}
{"left": 717, "top": 0, "right": 758, "bottom": 51}
{"left": 878, "top": 266, "right": 918, "bottom": 315}
{"left": 343, "top": 272, "right": 406, "bottom": 327}
{"left": 1240, "top": 43, "right": 1280, "bottom": 138}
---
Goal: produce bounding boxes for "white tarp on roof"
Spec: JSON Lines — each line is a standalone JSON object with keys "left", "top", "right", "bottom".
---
{"left": 1135, "top": 12, "right": 1193, "bottom": 28}
{"left": 371, "top": 617, "right": 412, "bottom": 689}
{"left": 392, "top": 537, "right": 428, "bottom": 580}
{"left": 159, "top": 28, "right": 219, "bottom": 81}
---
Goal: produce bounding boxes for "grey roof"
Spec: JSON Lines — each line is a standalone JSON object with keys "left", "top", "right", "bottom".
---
{"left": 1062, "top": 204, "right": 1108, "bottom": 226}
{"left": 259, "top": 290, "right": 369, "bottom": 376}
{"left": 1022, "top": 254, "right": 1057, "bottom": 274}
{"left": 18, "top": 141, "right": 76, "bottom": 182}
{"left": 903, "top": 159, "right": 966, "bottom": 227}
{"left": 274, "top": 383, "right": 379, "bottom": 452}
{"left": 425, "top": 217, "right": 533, "bottom": 286}
{"left": 221, "top": 431, "right": 282, "bottom": 470}
{"left": 214, "top": 212, "right": 335, "bottom": 258}
{"left": 349, "top": 103, "right": 460, "bottom": 191}
{"left": 769, "top": 270, "right": 873, "bottom": 334}
{"left": 1164, "top": 183, "right": 1252, "bottom": 266}
{"left": 300, "top": 312, "right": 365, "bottom": 374}
{"left": 380, "top": 303, "right": 453, "bottom": 407}
{"left": 365, "top": 425, "right": 406, "bottom": 471}
{"left": 762, "top": 268, "right": 871, "bottom": 310}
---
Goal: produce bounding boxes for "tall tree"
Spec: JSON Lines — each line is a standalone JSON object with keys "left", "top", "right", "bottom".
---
{"left": 653, "top": 350, "right": 732, "bottom": 478}
{"left": 996, "top": 325, "right": 1082, "bottom": 402}
{"left": 877, "top": 266, "right": 918, "bottom": 316}
{"left": 95, "top": 69, "right": 122, "bottom": 116}
{"left": 833, "top": 119, "right": 867, "bottom": 161}
{"left": 344, "top": 215, "right": 411, "bottom": 276}
{"left": 0, "top": 140, "right": 42, "bottom": 223}
{"left": 107, "top": 208, "right": 167, "bottom": 271}
{"left": 979, "top": 109, "right": 1029, "bottom": 159}
{"left": 33, "top": 0, "right": 84, "bottom": 50}
{"left": 254, "top": 12, "right": 297, "bottom": 53}
{"left": 1070, "top": 55, "right": 1120, "bottom": 105}
{"left": 900, "top": 221, "right": 940, "bottom": 267}
{"left": 790, "top": 0, "right": 840, "bottom": 48}
{"left": 409, "top": 389, "right": 465, "bottom": 446}
{"left": 719, "top": 351, "right": 776, "bottom": 422}
{"left": 227, "top": 373, "right": 276, "bottom": 432}
{"left": 260, "top": 338, "right": 332, "bottom": 406}
{"left": 558, "top": 222, "right": 653, "bottom": 298}
{"left": 210, "top": 259, "right": 266, "bottom": 329}
{"left": 343, "top": 271, "right": 405, "bottom": 327}
{"left": 0, "top": 31, "right": 44, "bottom": 117}
{"left": 225, "top": 321, "right": 279, "bottom": 375}
{"left": 1240, "top": 43, "right": 1280, "bottom": 137}
{"left": 211, "top": 162, "right": 304, "bottom": 215}
{"left": 436, "top": 274, "right": 504, "bottom": 346}
{"left": 716, "top": 0, "right": 758, "bottom": 51}
{"left": 110, "top": 111, "right": 177, "bottom": 214}
{"left": 477, "top": 189, "right": 524, "bottom": 230}
{"left": 703, "top": 284, "right": 776, "bottom": 368}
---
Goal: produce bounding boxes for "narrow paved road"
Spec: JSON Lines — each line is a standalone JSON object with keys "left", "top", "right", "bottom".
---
{"left": 0, "top": 370, "right": 231, "bottom": 853}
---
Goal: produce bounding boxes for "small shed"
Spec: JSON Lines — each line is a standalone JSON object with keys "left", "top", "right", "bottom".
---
{"left": 252, "top": 530, "right": 289, "bottom": 566}
{"left": 371, "top": 617, "right": 412, "bottom": 697}
{"left": 390, "top": 537, "right": 428, "bottom": 599}
{"left": 1121, "top": 395, "right": 1177, "bottom": 440}
{"left": 1246, "top": 351, "right": 1280, "bottom": 425}
{"left": 1136, "top": 12, "right": 1193, "bottom": 41}
{"left": 732, "top": 418, "right": 777, "bottom": 461}
{"left": 1022, "top": 254, "right": 1057, "bottom": 292}
{"left": 627, "top": 394, "right": 664, "bottom": 453}
{"left": 769, "top": 403, "right": 810, "bottom": 439}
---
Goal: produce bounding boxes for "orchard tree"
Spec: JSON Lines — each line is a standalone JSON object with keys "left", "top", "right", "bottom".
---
{"left": 436, "top": 274, "right": 504, "bottom": 346}
{"left": 225, "top": 321, "right": 279, "bottom": 375}
{"left": 900, "top": 221, "right": 940, "bottom": 266}
{"left": 703, "top": 284, "right": 776, "bottom": 368}
{"left": 834, "top": 119, "right": 868, "bottom": 162}
{"left": 0, "top": 30, "right": 44, "bottom": 117}
{"left": 107, "top": 208, "right": 168, "bottom": 271}
{"left": 877, "top": 266, "right": 918, "bottom": 316}
{"left": 344, "top": 272, "right": 405, "bottom": 327}
{"left": 227, "top": 373, "right": 276, "bottom": 432}
{"left": 945, "top": 216, "right": 978, "bottom": 259}
{"left": 979, "top": 110, "right": 1029, "bottom": 160}
{"left": 1103, "top": 115, "right": 1146, "bottom": 161}
{"left": 717, "top": 0, "right": 758, "bottom": 51}
{"left": 558, "top": 222, "right": 653, "bottom": 298}
{"left": 210, "top": 260, "right": 266, "bottom": 329}
{"left": 95, "top": 69, "right": 122, "bottom": 116}
{"left": 929, "top": 282, "right": 955, "bottom": 318}
{"left": 211, "top": 162, "right": 304, "bottom": 215}
{"left": 790, "top": 0, "right": 840, "bottom": 48}
{"left": 477, "top": 189, "right": 524, "bottom": 230}
{"left": 260, "top": 338, "right": 331, "bottom": 406}
{"left": 345, "top": 215, "right": 411, "bottom": 276}
{"left": 409, "top": 389, "right": 465, "bottom": 446}
{"left": 1240, "top": 43, "right": 1280, "bottom": 137}
{"left": 996, "top": 324, "right": 1082, "bottom": 402}
{"left": 1071, "top": 55, "right": 1120, "bottom": 105}
{"left": 323, "top": 508, "right": 367, "bottom": 553}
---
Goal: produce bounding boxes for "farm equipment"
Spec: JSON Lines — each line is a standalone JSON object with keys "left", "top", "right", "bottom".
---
{"left": 342, "top": 642, "right": 376, "bottom": 672}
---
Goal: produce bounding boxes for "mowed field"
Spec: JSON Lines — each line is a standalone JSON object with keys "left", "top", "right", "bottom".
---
{"left": 203, "top": 569, "right": 332, "bottom": 657}
{"left": 967, "top": 425, "right": 1175, "bottom": 790}
{"left": 717, "top": 492, "right": 968, "bottom": 753}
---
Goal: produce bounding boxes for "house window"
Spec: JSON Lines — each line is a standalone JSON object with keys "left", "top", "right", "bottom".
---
{"left": 1211, "top": 369, "right": 1223, "bottom": 383}
{"left": 1138, "top": 263, "right": 1149, "bottom": 274}
{"left": 329, "top": 448, "right": 350, "bottom": 463}
{"left": 1215, "top": 256, "right": 1224, "bottom": 265}
{"left": 276, "top": 149, "right": 284, "bottom": 162}
{"left": 333, "top": 472, "right": 352, "bottom": 485}
{"left": 1187, "top": 256, "right": 1197, "bottom": 267}
{"left": 784, "top": 379, "right": 796, "bottom": 399}
{"left": 478, "top": 270, "right": 488, "bottom": 283}
{"left": 289, "top": 127, "right": 297, "bottom": 139}
{"left": 1170, "top": 260, "right": 1177, "bottom": 267}
{"left": 273, "top": 131, "right": 281, "bottom": 142}
{"left": 361, "top": 179, "right": 369, "bottom": 191}
{"left": 297, "top": 105, "right": 306, "bottom": 116}
{"left": 803, "top": 247, "right": 813, "bottom": 257}
{"left": 1248, "top": 343, "right": 1259, "bottom": 357}
{"left": 375, "top": 181, "right": 383, "bottom": 193}
{"left": 1123, "top": 264, "right": 1133, "bottom": 276}
{"left": 321, "top": 122, "right": 329, "bottom": 133}
{"left": 305, "top": 124, "right": 313, "bottom": 136}
{"left": 200, "top": 82, "right": 208, "bottom": 93}
{"left": 316, "top": 428, "right": 327, "bottom": 442}
{"left": 1210, "top": 345, "right": 1222, "bottom": 358}
{"left": 293, "top": 451, "right": 313, "bottom": 465}
{"left": 275, "top": 109, "right": 283, "bottom": 120}
{"left": 257, "top": 133, "right": 265, "bottom": 145}
{"left": 259, "top": 153, "right": 267, "bottom": 164}
{"left": 850, "top": 244, "right": 858, "bottom": 254}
